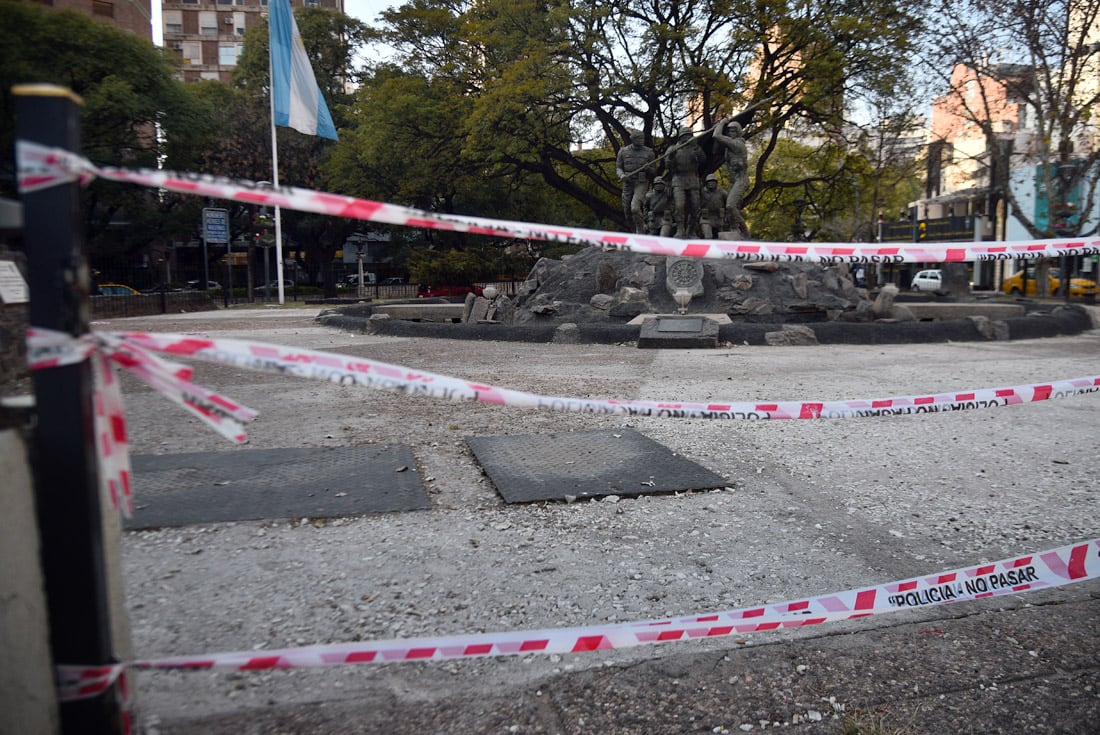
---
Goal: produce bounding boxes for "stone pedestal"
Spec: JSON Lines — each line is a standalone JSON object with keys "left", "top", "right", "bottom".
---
{"left": 638, "top": 315, "right": 719, "bottom": 348}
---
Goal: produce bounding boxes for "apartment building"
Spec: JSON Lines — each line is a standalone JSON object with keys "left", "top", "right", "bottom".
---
{"left": 162, "top": 0, "right": 342, "bottom": 83}
{"left": 33, "top": 0, "right": 154, "bottom": 40}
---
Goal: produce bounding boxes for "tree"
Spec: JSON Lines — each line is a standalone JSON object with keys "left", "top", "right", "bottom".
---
{"left": 924, "top": 0, "right": 1100, "bottom": 240}
{"left": 328, "top": 61, "right": 605, "bottom": 259}
{"left": 366, "top": 0, "right": 926, "bottom": 230}
{"left": 0, "top": 1, "right": 204, "bottom": 262}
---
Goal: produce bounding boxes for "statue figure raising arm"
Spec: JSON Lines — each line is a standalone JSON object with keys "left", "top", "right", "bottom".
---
{"left": 713, "top": 117, "right": 749, "bottom": 237}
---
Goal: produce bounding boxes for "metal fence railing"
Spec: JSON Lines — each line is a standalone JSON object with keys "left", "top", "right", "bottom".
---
{"left": 89, "top": 291, "right": 218, "bottom": 319}
{"left": 86, "top": 280, "right": 527, "bottom": 316}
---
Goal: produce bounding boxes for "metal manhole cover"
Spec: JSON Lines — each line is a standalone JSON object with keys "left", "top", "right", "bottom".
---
{"left": 125, "top": 445, "right": 427, "bottom": 529}
{"left": 465, "top": 428, "right": 727, "bottom": 503}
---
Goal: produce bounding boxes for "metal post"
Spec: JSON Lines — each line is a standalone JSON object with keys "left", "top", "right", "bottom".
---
{"left": 263, "top": 245, "right": 271, "bottom": 302}
{"left": 225, "top": 238, "right": 233, "bottom": 307}
{"left": 202, "top": 235, "right": 210, "bottom": 296}
{"left": 357, "top": 247, "right": 365, "bottom": 298}
{"left": 16, "top": 84, "right": 125, "bottom": 734}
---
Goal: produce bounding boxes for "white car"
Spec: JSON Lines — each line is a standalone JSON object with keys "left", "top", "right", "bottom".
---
{"left": 342, "top": 273, "right": 376, "bottom": 287}
{"left": 910, "top": 269, "right": 943, "bottom": 292}
{"left": 186, "top": 280, "right": 221, "bottom": 290}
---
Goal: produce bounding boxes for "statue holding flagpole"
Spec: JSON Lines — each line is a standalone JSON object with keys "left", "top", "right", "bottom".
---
{"left": 267, "top": 0, "right": 338, "bottom": 304}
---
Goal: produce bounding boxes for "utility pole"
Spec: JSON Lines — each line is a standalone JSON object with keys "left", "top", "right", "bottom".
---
{"left": 16, "top": 85, "right": 126, "bottom": 733}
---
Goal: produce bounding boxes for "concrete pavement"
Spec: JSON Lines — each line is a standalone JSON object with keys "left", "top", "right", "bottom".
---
{"left": 93, "top": 306, "right": 1100, "bottom": 735}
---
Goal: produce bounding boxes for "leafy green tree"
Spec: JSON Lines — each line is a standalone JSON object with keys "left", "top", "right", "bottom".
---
{"left": 366, "top": 0, "right": 926, "bottom": 230}
{"left": 0, "top": 0, "right": 204, "bottom": 262}
{"left": 923, "top": 0, "right": 1100, "bottom": 240}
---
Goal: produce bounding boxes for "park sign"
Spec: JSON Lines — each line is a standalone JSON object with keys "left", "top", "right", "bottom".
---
{"left": 202, "top": 207, "right": 230, "bottom": 244}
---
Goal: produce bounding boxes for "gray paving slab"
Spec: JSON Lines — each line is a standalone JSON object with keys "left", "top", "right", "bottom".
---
{"left": 125, "top": 445, "right": 427, "bottom": 529}
{"left": 465, "top": 428, "right": 728, "bottom": 503}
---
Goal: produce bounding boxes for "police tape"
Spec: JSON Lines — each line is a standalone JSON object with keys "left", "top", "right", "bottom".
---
{"left": 102, "top": 330, "right": 1100, "bottom": 420}
{"left": 29, "top": 323, "right": 1100, "bottom": 527}
{"left": 27, "top": 326, "right": 1100, "bottom": 522}
{"left": 27, "top": 328, "right": 259, "bottom": 518}
{"left": 33, "top": 327, "right": 1100, "bottom": 692}
{"left": 17, "top": 139, "right": 1100, "bottom": 264}
{"left": 56, "top": 664, "right": 126, "bottom": 702}
{"left": 30, "top": 327, "right": 1100, "bottom": 428}
{"left": 53, "top": 537, "right": 1097, "bottom": 689}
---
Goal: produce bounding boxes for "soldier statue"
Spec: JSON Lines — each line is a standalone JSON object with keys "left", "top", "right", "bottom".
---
{"left": 666, "top": 126, "right": 708, "bottom": 238}
{"left": 713, "top": 117, "right": 749, "bottom": 236}
{"left": 699, "top": 174, "right": 728, "bottom": 239}
{"left": 615, "top": 128, "right": 657, "bottom": 233}
{"left": 643, "top": 176, "right": 674, "bottom": 236}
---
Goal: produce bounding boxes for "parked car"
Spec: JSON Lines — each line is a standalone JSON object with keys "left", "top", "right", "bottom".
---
{"left": 186, "top": 280, "right": 221, "bottom": 290}
{"left": 94, "top": 283, "right": 139, "bottom": 295}
{"left": 341, "top": 273, "right": 376, "bottom": 287}
{"left": 910, "top": 269, "right": 943, "bottom": 292}
{"left": 380, "top": 277, "right": 406, "bottom": 285}
{"left": 264, "top": 279, "right": 295, "bottom": 289}
{"left": 417, "top": 284, "right": 484, "bottom": 298}
{"left": 1002, "top": 268, "right": 1098, "bottom": 298}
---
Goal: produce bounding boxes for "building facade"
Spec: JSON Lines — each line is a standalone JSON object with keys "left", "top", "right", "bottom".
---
{"left": 31, "top": 0, "right": 154, "bottom": 40}
{"left": 162, "top": 0, "right": 342, "bottom": 83}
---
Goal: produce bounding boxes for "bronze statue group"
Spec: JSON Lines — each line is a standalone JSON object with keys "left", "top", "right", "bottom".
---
{"left": 615, "top": 118, "right": 749, "bottom": 239}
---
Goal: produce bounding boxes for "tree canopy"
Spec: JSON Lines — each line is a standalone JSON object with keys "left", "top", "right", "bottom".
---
{"left": 923, "top": 0, "right": 1100, "bottom": 238}
{"left": 0, "top": 0, "right": 206, "bottom": 256}
{"left": 354, "top": 0, "right": 927, "bottom": 230}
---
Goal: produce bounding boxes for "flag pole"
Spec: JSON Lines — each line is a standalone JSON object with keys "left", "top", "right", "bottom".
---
{"left": 268, "top": 0, "right": 337, "bottom": 306}
{"left": 268, "top": 52, "right": 286, "bottom": 305}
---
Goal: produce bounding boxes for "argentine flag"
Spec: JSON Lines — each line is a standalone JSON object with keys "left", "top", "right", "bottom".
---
{"left": 269, "top": 0, "right": 338, "bottom": 140}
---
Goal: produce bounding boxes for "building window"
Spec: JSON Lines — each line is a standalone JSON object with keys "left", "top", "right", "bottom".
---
{"left": 164, "top": 10, "right": 182, "bottom": 34}
{"left": 181, "top": 0, "right": 198, "bottom": 4}
{"left": 219, "top": 43, "right": 243, "bottom": 66}
{"left": 92, "top": 0, "right": 113, "bottom": 17}
{"left": 305, "top": 0, "right": 319, "bottom": 5}
{"left": 182, "top": 41, "right": 202, "bottom": 65}
{"left": 199, "top": 11, "right": 218, "bottom": 35}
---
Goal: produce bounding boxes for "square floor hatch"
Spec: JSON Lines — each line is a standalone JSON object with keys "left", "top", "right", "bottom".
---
{"left": 126, "top": 445, "right": 428, "bottom": 529}
{"left": 465, "top": 428, "right": 727, "bottom": 503}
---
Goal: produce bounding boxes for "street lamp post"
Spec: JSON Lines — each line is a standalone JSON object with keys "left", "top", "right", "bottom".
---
{"left": 345, "top": 233, "right": 368, "bottom": 298}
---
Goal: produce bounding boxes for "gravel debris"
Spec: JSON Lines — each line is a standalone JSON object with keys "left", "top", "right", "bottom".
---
{"left": 92, "top": 308, "right": 1100, "bottom": 732}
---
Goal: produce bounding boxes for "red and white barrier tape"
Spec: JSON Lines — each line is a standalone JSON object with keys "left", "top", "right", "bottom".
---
{"left": 102, "top": 330, "right": 1100, "bottom": 420}
{"left": 56, "top": 665, "right": 133, "bottom": 733}
{"left": 33, "top": 328, "right": 1100, "bottom": 691}
{"left": 56, "top": 664, "right": 126, "bottom": 702}
{"left": 17, "top": 140, "right": 1100, "bottom": 264}
{"left": 51, "top": 538, "right": 1096, "bottom": 687}
{"left": 27, "top": 329, "right": 258, "bottom": 518}
{"left": 27, "top": 327, "right": 1100, "bottom": 515}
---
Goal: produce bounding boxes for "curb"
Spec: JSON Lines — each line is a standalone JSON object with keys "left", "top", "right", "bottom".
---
{"left": 316, "top": 304, "right": 1096, "bottom": 345}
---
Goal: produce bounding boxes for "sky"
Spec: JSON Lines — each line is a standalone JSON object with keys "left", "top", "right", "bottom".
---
{"left": 342, "top": 0, "right": 395, "bottom": 27}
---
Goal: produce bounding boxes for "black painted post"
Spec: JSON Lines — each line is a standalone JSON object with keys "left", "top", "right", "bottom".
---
{"left": 16, "top": 85, "right": 125, "bottom": 734}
